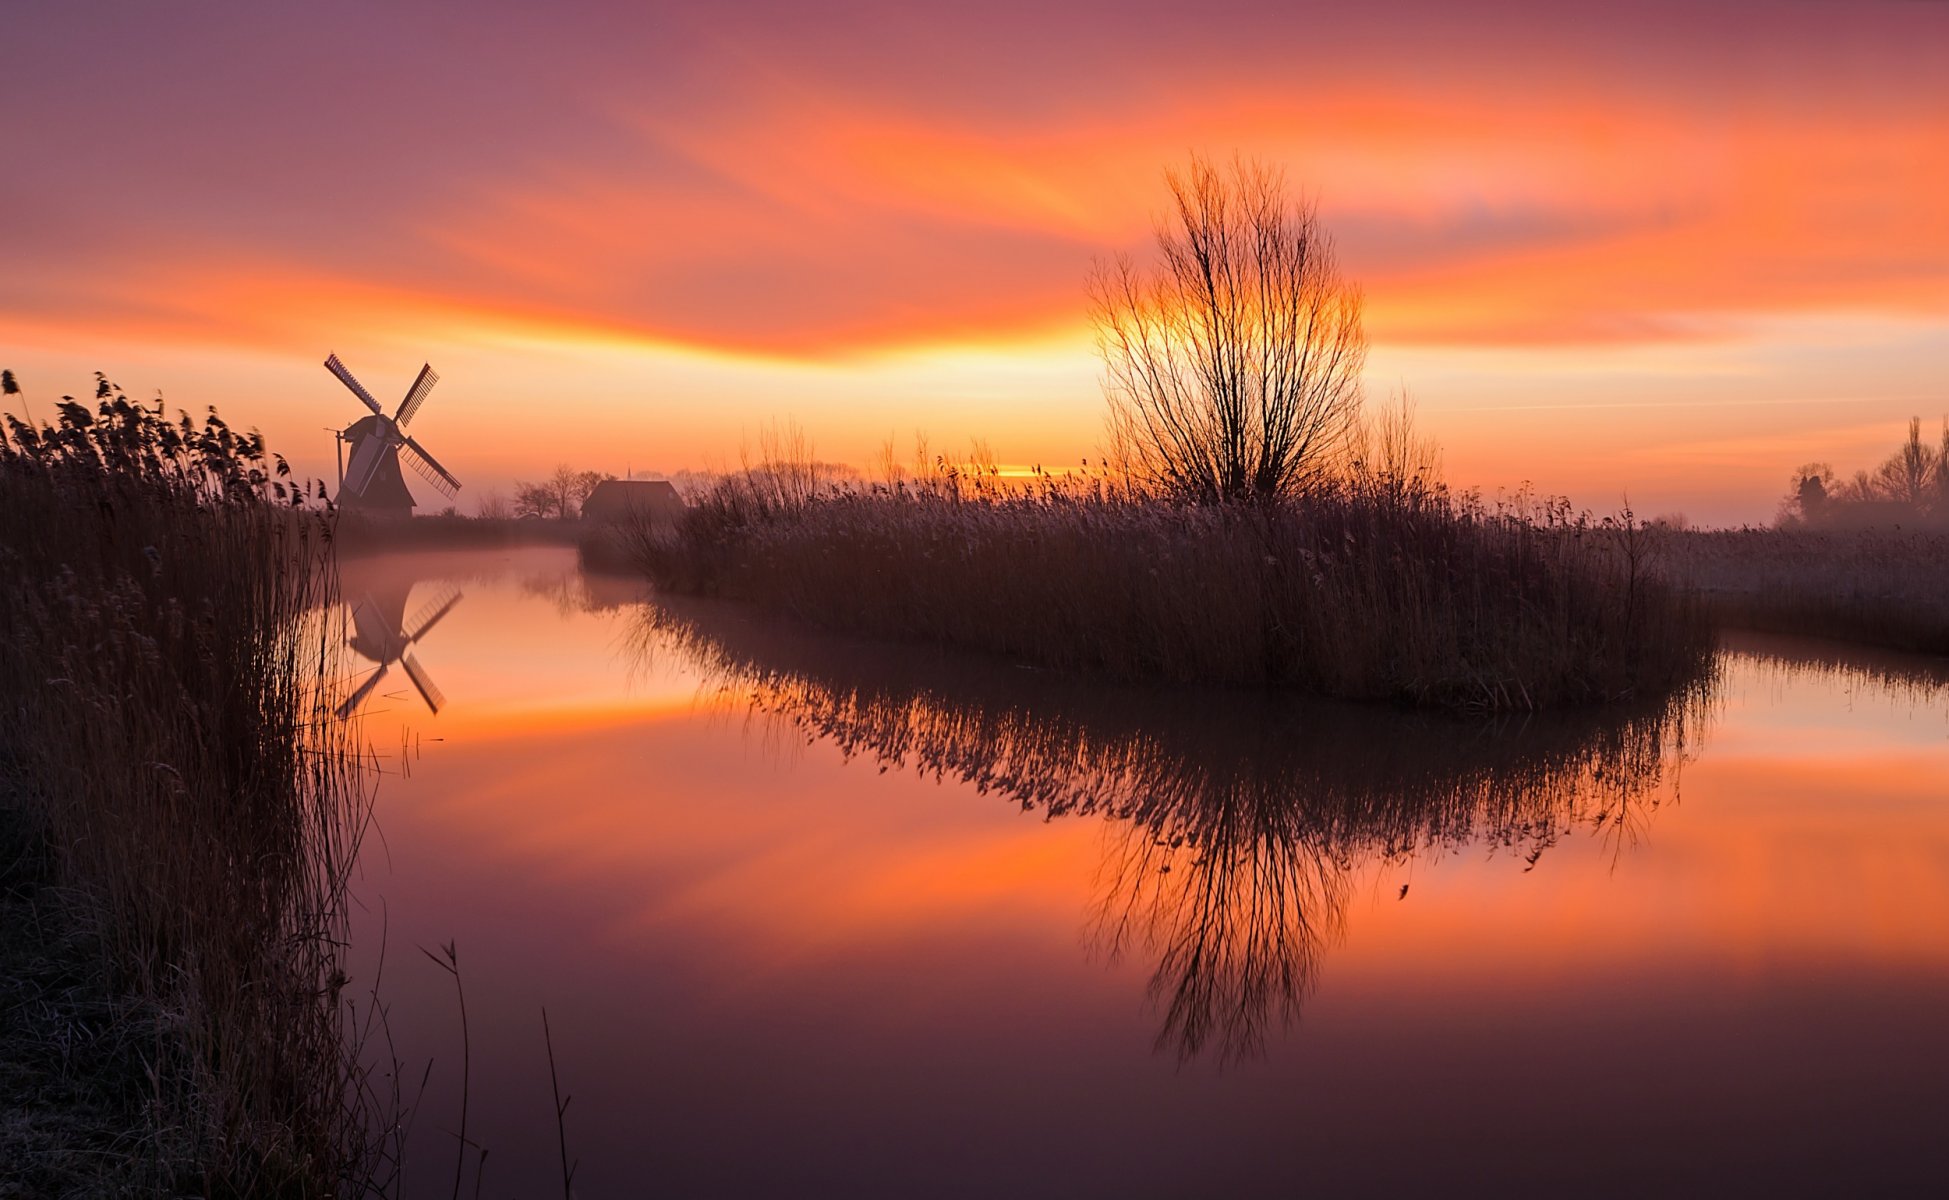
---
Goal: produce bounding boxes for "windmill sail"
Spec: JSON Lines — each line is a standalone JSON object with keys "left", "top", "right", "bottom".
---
{"left": 396, "top": 364, "right": 439, "bottom": 427}
{"left": 325, "top": 353, "right": 385, "bottom": 416}
{"left": 401, "top": 436, "right": 461, "bottom": 497}
{"left": 405, "top": 587, "right": 464, "bottom": 643}
{"left": 399, "top": 651, "right": 446, "bottom": 714}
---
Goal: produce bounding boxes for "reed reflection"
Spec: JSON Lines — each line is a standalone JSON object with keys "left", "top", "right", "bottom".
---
{"left": 1725, "top": 629, "right": 1949, "bottom": 704}
{"left": 629, "top": 595, "right": 1715, "bottom": 1063}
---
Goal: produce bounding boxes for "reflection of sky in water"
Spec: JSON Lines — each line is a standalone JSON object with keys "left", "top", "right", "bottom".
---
{"left": 338, "top": 547, "right": 1949, "bottom": 1199}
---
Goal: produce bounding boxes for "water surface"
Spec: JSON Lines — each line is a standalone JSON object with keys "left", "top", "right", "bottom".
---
{"left": 336, "top": 547, "right": 1949, "bottom": 1197}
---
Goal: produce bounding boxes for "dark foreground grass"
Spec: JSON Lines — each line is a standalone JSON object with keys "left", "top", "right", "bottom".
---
{"left": 0, "top": 802, "right": 191, "bottom": 1194}
{"left": 1658, "top": 528, "right": 1949, "bottom": 655}
{"left": 636, "top": 476, "right": 1713, "bottom": 713}
{"left": 1, "top": 393, "right": 382, "bottom": 1193}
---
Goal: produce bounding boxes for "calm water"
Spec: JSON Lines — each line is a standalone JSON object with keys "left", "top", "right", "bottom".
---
{"left": 336, "top": 547, "right": 1949, "bottom": 1198}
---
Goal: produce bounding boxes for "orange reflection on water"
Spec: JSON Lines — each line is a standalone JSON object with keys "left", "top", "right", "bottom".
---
{"left": 336, "top": 550, "right": 1949, "bottom": 1193}
{"left": 347, "top": 550, "right": 1949, "bottom": 993}
{"left": 1341, "top": 750, "right": 1949, "bottom": 988}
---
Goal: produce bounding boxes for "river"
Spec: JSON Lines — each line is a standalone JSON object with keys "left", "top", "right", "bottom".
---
{"left": 333, "top": 546, "right": 1949, "bottom": 1197}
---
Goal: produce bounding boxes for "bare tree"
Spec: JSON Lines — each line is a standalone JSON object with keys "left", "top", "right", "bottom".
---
{"left": 1092, "top": 156, "right": 1367, "bottom": 504}
{"left": 512, "top": 465, "right": 614, "bottom": 518}
{"left": 513, "top": 481, "right": 562, "bottom": 519}
{"left": 1937, "top": 419, "right": 1949, "bottom": 513}
{"left": 1350, "top": 391, "right": 1442, "bottom": 507}
{"left": 1872, "top": 417, "right": 1938, "bottom": 508}
{"left": 474, "top": 487, "right": 513, "bottom": 519}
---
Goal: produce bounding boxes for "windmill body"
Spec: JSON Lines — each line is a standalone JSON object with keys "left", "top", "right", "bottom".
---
{"left": 338, "top": 414, "right": 418, "bottom": 512}
{"left": 325, "top": 353, "right": 462, "bottom": 515}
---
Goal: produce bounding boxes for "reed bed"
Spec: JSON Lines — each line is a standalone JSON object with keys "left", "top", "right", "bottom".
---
{"left": 635, "top": 470, "right": 1712, "bottom": 713}
{"left": 1, "top": 388, "right": 382, "bottom": 1193}
{"left": 1657, "top": 527, "right": 1949, "bottom": 655}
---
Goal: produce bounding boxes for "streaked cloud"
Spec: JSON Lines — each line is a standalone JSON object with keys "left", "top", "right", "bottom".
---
{"left": 4, "top": 0, "right": 1944, "bottom": 523}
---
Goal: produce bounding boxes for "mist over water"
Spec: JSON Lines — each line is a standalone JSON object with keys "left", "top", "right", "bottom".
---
{"left": 335, "top": 547, "right": 1949, "bottom": 1198}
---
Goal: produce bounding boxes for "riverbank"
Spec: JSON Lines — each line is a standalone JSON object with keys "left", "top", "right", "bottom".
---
{"left": 1659, "top": 528, "right": 1949, "bottom": 655}
{"left": 336, "top": 509, "right": 584, "bottom": 552}
{"left": 635, "top": 480, "right": 1714, "bottom": 713}
{"left": 1, "top": 391, "right": 377, "bottom": 1194}
{"left": 0, "top": 797, "right": 196, "bottom": 1195}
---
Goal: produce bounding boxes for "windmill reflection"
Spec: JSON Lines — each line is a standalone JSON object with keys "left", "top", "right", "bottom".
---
{"left": 630, "top": 596, "right": 1714, "bottom": 1064}
{"left": 337, "top": 581, "right": 464, "bottom": 719}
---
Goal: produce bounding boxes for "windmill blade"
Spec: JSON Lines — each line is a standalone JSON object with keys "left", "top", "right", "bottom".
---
{"left": 395, "top": 363, "right": 439, "bottom": 427}
{"left": 404, "top": 586, "right": 464, "bottom": 643}
{"left": 336, "top": 663, "right": 390, "bottom": 720}
{"left": 325, "top": 354, "right": 385, "bottom": 416}
{"left": 342, "top": 431, "right": 394, "bottom": 498}
{"left": 400, "top": 436, "right": 461, "bottom": 498}
{"left": 399, "top": 651, "right": 446, "bottom": 714}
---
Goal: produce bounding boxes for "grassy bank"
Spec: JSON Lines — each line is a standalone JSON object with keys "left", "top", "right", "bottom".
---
{"left": 1659, "top": 527, "right": 1949, "bottom": 655}
{"left": 336, "top": 509, "right": 582, "bottom": 553}
{"left": 1, "top": 392, "right": 379, "bottom": 1192}
{"left": 636, "top": 474, "right": 1712, "bottom": 713}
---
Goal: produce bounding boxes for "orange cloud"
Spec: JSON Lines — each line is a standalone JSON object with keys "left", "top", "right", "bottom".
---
{"left": 11, "top": 55, "right": 1946, "bottom": 362}
{"left": 7, "top": 1, "right": 1945, "bottom": 523}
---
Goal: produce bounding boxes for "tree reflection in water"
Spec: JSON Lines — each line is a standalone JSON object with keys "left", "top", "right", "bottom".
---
{"left": 626, "top": 593, "right": 1716, "bottom": 1064}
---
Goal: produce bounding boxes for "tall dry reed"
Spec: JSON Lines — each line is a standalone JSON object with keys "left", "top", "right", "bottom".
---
{"left": 1, "top": 383, "right": 382, "bottom": 1192}
{"left": 1657, "top": 526, "right": 1949, "bottom": 655}
{"left": 636, "top": 465, "right": 1712, "bottom": 713}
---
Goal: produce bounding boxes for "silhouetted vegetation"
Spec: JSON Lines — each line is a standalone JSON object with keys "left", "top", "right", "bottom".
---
{"left": 1644, "top": 416, "right": 1949, "bottom": 655}
{"left": 513, "top": 464, "right": 615, "bottom": 520}
{"left": 631, "top": 161, "right": 1710, "bottom": 711}
{"left": 636, "top": 432, "right": 1713, "bottom": 712}
{"left": 1659, "top": 526, "right": 1949, "bottom": 654}
{"left": 631, "top": 592, "right": 1711, "bottom": 1061}
{"left": 1092, "top": 156, "right": 1366, "bottom": 503}
{"left": 1780, "top": 416, "right": 1949, "bottom": 530}
{"left": 0, "top": 374, "right": 383, "bottom": 1191}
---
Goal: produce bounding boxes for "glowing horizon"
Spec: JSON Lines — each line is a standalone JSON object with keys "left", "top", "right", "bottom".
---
{"left": 6, "top": 0, "right": 1945, "bottom": 524}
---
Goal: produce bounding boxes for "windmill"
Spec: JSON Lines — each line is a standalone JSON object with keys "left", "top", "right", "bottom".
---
{"left": 337, "top": 585, "right": 464, "bottom": 718}
{"left": 324, "top": 353, "right": 462, "bottom": 514}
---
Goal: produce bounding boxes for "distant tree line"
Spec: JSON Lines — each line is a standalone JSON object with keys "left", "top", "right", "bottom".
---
{"left": 1782, "top": 417, "right": 1949, "bottom": 529}
{"left": 462, "top": 464, "right": 614, "bottom": 520}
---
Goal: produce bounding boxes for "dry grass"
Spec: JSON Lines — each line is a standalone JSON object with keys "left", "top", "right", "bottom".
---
{"left": 1657, "top": 527, "right": 1949, "bottom": 655}
{"left": 1, "top": 388, "right": 383, "bottom": 1193}
{"left": 635, "top": 467, "right": 1712, "bottom": 713}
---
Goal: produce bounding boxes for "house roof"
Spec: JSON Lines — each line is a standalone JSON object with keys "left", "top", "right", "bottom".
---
{"left": 587, "top": 479, "right": 679, "bottom": 499}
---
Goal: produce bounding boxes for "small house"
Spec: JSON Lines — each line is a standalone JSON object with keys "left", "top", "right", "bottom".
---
{"left": 581, "top": 478, "right": 685, "bottom": 528}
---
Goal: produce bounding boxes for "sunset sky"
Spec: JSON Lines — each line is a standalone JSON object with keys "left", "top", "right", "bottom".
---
{"left": 6, "top": 0, "right": 1946, "bottom": 524}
